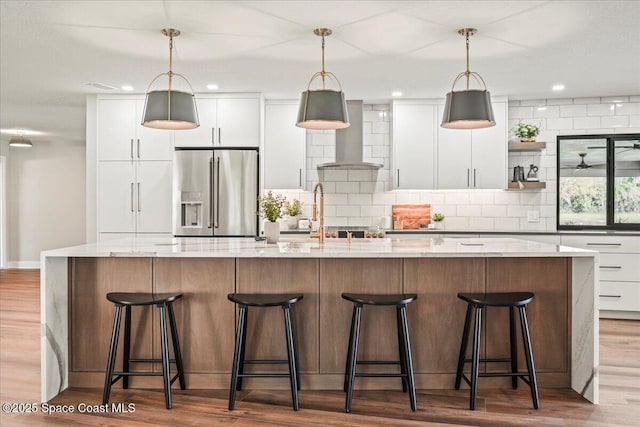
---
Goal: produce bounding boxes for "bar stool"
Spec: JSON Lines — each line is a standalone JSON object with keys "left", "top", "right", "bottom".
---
{"left": 102, "top": 292, "right": 185, "bottom": 410}
{"left": 227, "top": 293, "right": 303, "bottom": 411}
{"left": 342, "top": 293, "right": 417, "bottom": 413}
{"left": 455, "top": 292, "right": 539, "bottom": 410}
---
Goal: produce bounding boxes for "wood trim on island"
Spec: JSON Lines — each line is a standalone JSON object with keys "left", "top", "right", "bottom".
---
{"left": 68, "top": 256, "right": 571, "bottom": 390}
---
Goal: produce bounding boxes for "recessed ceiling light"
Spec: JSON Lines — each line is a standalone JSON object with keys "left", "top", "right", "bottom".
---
{"left": 537, "top": 106, "right": 547, "bottom": 111}
{"left": 207, "top": 84, "right": 219, "bottom": 90}
{"left": 0, "top": 128, "right": 45, "bottom": 136}
{"left": 392, "top": 91, "right": 403, "bottom": 97}
{"left": 552, "top": 84, "right": 565, "bottom": 91}
{"left": 121, "top": 85, "right": 134, "bottom": 91}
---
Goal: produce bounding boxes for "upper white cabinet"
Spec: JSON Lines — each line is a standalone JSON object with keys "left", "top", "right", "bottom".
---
{"left": 392, "top": 102, "right": 437, "bottom": 189}
{"left": 98, "top": 98, "right": 173, "bottom": 161}
{"left": 264, "top": 101, "right": 306, "bottom": 189}
{"left": 173, "top": 95, "right": 260, "bottom": 147}
{"left": 437, "top": 100, "right": 507, "bottom": 189}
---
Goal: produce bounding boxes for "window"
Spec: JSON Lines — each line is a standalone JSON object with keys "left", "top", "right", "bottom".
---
{"left": 557, "top": 133, "right": 640, "bottom": 230}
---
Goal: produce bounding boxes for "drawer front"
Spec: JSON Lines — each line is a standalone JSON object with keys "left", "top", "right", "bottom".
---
{"left": 598, "top": 253, "right": 640, "bottom": 282}
{"left": 599, "top": 281, "right": 640, "bottom": 311}
{"left": 561, "top": 235, "right": 640, "bottom": 253}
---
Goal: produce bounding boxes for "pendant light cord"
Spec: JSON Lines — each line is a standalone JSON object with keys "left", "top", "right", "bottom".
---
{"left": 465, "top": 31, "right": 470, "bottom": 90}
{"left": 168, "top": 32, "right": 174, "bottom": 91}
{"left": 320, "top": 33, "right": 326, "bottom": 89}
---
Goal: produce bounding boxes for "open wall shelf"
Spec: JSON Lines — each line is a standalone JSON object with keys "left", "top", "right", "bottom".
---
{"left": 507, "top": 181, "right": 547, "bottom": 190}
{"left": 508, "top": 142, "right": 547, "bottom": 152}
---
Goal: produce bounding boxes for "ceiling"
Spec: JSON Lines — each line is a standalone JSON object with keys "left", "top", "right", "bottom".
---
{"left": 1, "top": 0, "right": 639, "bottom": 145}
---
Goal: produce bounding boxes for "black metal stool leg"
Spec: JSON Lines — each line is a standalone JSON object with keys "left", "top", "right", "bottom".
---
{"left": 400, "top": 305, "right": 417, "bottom": 411}
{"left": 159, "top": 304, "right": 173, "bottom": 409}
{"left": 122, "top": 306, "right": 131, "bottom": 389}
{"left": 288, "top": 307, "right": 301, "bottom": 391}
{"left": 396, "top": 306, "right": 408, "bottom": 393}
{"left": 103, "top": 305, "right": 123, "bottom": 405}
{"left": 167, "top": 302, "right": 186, "bottom": 390}
{"left": 343, "top": 306, "right": 357, "bottom": 393}
{"left": 229, "top": 305, "right": 247, "bottom": 410}
{"left": 283, "top": 305, "right": 299, "bottom": 411}
{"left": 519, "top": 307, "right": 540, "bottom": 409}
{"left": 470, "top": 306, "right": 482, "bottom": 410}
{"left": 345, "top": 305, "right": 362, "bottom": 413}
{"left": 455, "top": 304, "right": 472, "bottom": 389}
{"left": 509, "top": 306, "right": 518, "bottom": 389}
{"left": 236, "top": 306, "right": 249, "bottom": 391}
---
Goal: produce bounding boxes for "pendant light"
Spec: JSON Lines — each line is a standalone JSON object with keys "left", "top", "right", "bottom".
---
{"left": 441, "top": 28, "right": 495, "bottom": 130}
{"left": 142, "top": 28, "right": 199, "bottom": 130}
{"left": 296, "top": 28, "right": 349, "bottom": 130}
{"left": 9, "top": 134, "right": 33, "bottom": 148}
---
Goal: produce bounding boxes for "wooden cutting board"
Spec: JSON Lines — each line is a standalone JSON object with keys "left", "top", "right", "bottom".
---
{"left": 392, "top": 204, "right": 431, "bottom": 229}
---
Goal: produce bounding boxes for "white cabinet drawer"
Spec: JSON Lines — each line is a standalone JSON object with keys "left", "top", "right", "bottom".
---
{"left": 599, "top": 281, "right": 640, "bottom": 311}
{"left": 506, "top": 234, "right": 562, "bottom": 245}
{"left": 561, "top": 235, "right": 640, "bottom": 253}
{"left": 598, "top": 253, "right": 640, "bottom": 282}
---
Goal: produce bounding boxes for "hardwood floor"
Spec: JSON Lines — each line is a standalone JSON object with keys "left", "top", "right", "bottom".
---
{"left": 1, "top": 268, "right": 639, "bottom": 426}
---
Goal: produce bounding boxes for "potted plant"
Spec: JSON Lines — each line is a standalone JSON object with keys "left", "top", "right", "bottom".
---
{"left": 284, "top": 198, "right": 304, "bottom": 229}
{"left": 258, "top": 191, "right": 286, "bottom": 243}
{"left": 515, "top": 122, "right": 540, "bottom": 143}
{"left": 432, "top": 213, "right": 445, "bottom": 230}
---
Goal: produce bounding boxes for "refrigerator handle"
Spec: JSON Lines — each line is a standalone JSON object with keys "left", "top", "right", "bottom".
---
{"left": 218, "top": 128, "right": 221, "bottom": 145}
{"left": 211, "top": 128, "right": 215, "bottom": 145}
{"left": 215, "top": 157, "right": 220, "bottom": 228}
{"left": 137, "top": 183, "right": 141, "bottom": 211}
{"left": 208, "top": 157, "right": 213, "bottom": 228}
{"left": 130, "top": 183, "right": 134, "bottom": 212}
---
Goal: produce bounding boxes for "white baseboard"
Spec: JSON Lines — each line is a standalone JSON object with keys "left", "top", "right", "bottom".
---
{"left": 600, "top": 310, "right": 640, "bottom": 320}
{"left": 5, "top": 261, "right": 40, "bottom": 269}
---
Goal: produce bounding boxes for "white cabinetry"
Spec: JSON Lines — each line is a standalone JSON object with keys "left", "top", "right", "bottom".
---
{"left": 437, "top": 100, "right": 507, "bottom": 189}
{"left": 173, "top": 95, "right": 260, "bottom": 147}
{"left": 561, "top": 235, "right": 640, "bottom": 319}
{"left": 98, "top": 161, "right": 172, "bottom": 234}
{"left": 392, "top": 101, "right": 437, "bottom": 189}
{"left": 98, "top": 98, "right": 173, "bottom": 161}
{"left": 264, "top": 101, "right": 306, "bottom": 189}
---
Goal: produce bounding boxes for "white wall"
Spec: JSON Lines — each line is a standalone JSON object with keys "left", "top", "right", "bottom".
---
{"left": 269, "top": 95, "right": 640, "bottom": 232}
{"left": 5, "top": 139, "right": 86, "bottom": 267}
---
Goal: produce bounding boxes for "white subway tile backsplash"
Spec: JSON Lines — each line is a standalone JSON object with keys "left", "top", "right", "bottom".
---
{"left": 469, "top": 191, "right": 494, "bottom": 204}
{"left": 573, "top": 116, "right": 601, "bottom": 129}
{"left": 395, "top": 191, "right": 421, "bottom": 204}
{"left": 348, "top": 194, "right": 372, "bottom": 205}
{"left": 619, "top": 103, "right": 640, "bottom": 115}
{"left": 494, "top": 217, "right": 519, "bottom": 231}
{"left": 457, "top": 205, "right": 482, "bottom": 217}
{"left": 602, "top": 96, "right": 629, "bottom": 103}
{"left": 360, "top": 181, "right": 377, "bottom": 193}
{"left": 545, "top": 118, "right": 574, "bottom": 130}
{"left": 507, "top": 204, "right": 528, "bottom": 217}
{"left": 446, "top": 217, "right": 469, "bottom": 230}
{"left": 372, "top": 146, "right": 389, "bottom": 158}
{"left": 546, "top": 98, "right": 574, "bottom": 105}
{"left": 324, "top": 194, "right": 348, "bottom": 205}
{"left": 469, "top": 217, "right": 494, "bottom": 230}
{"left": 573, "top": 97, "right": 601, "bottom": 104}
{"left": 335, "top": 182, "right": 360, "bottom": 193}
{"left": 520, "top": 99, "right": 547, "bottom": 107}
{"left": 372, "top": 122, "right": 390, "bottom": 134}
{"left": 336, "top": 205, "right": 361, "bottom": 217}
{"left": 508, "top": 106, "right": 533, "bottom": 119}
{"left": 628, "top": 115, "right": 640, "bottom": 127}
{"left": 373, "top": 192, "right": 396, "bottom": 205}
{"left": 587, "top": 103, "right": 615, "bottom": 116}
{"left": 481, "top": 205, "right": 507, "bottom": 217}
{"left": 361, "top": 205, "right": 385, "bottom": 217}
{"left": 629, "top": 96, "right": 640, "bottom": 102}
{"left": 494, "top": 191, "right": 520, "bottom": 205}
{"left": 322, "top": 170, "right": 348, "bottom": 181}
{"left": 533, "top": 106, "right": 559, "bottom": 118}
{"left": 445, "top": 191, "right": 470, "bottom": 205}
{"left": 348, "top": 170, "right": 373, "bottom": 181}
{"left": 420, "top": 192, "right": 445, "bottom": 204}
{"left": 560, "top": 104, "right": 587, "bottom": 117}
{"left": 601, "top": 115, "right": 629, "bottom": 128}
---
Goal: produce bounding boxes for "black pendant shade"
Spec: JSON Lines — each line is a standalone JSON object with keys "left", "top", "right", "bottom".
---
{"left": 142, "top": 90, "right": 199, "bottom": 130}
{"left": 142, "top": 28, "right": 199, "bottom": 130}
{"left": 441, "top": 28, "right": 496, "bottom": 130}
{"left": 441, "top": 90, "right": 496, "bottom": 129}
{"left": 296, "top": 28, "right": 350, "bottom": 130}
{"left": 297, "top": 90, "right": 349, "bottom": 130}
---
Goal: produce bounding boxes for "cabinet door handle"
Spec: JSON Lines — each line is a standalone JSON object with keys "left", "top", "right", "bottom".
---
{"left": 137, "top": 183, "right": 141, "bottom": 212}
{"left": 130, "top": 139, "right": 134, "bottom": 160}
{"left": 130, "top": 183, "right": 134, "bottom": 212}
{"left": 218, "top": 128, "right": 221, "bottom": 145}
{"left": 211, "top": 128, "right": 215, "bottom": 145}
{"left": 215, "top": 157, "right": 220, "bottom": 228}
{"left": 299, "top": 169, "right": 302, "bottom": 187}
{"left": 587, "top": 243, "right": 622, "bottom": 247}
{"left": 467, "top": 168, "right": 470, "bottom": 187}
{"left": 137, "top": 139, "right": 140, "bottom": 159}
{"left": 599, "top": 295, "right": 621, "bottom": 299}
{"left": 208, "top": 157, "right": 213, "bottom": 228}
{"left": 397, "top": 169, "right": 400, "bottom": 187}
{"left": 473, "top": 168, "right": 477, "bottom": 187}
{"left": 600, "top": 266, "right": 622, "bottom": 269}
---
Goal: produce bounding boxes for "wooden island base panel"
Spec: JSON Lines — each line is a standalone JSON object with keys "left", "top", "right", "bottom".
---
{"left": 40, "top": 237, "right": 598, "bottom": 403}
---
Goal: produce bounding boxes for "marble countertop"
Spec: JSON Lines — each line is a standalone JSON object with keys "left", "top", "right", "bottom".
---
{"left": 41, "top": 236, "right": 596, "bottom": 259}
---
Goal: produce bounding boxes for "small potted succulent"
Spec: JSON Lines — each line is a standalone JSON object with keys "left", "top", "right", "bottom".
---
{"left": 515, "top": 122, "right": 540, "bottom": 143}
{"left": 284, "top": 198, "right": 304, "bottom": 229}
{"left": 432, "top": 213, "right": 445, "bottom": 230}
{"left": 258, "top": 191, "right": 286, "bottom": 243}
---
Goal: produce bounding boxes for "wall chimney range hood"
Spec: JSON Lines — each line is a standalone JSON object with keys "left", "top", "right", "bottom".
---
{"left": 317, "top": 100, "right": 383, "bottom": 170}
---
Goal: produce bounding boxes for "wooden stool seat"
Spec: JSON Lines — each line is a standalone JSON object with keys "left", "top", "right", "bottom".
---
{"left": 103, "top": 292, "right": 185, "bottom": 409}
{"left": 455, "top": 291, "right": 539, "bottom": 410}
{"left": 341, "top": 292, "right": 417, "bottom": 413}
{"left": 227, "top": 292, "right": 304, "bottom": 411}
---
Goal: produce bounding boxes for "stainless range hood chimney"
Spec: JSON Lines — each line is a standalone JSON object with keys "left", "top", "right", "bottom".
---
{"left": 317, "top": 100, "right": 383, "bottom": 170}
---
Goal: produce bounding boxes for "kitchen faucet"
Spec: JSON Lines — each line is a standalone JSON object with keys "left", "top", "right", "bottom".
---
{"left": 310, "top": 182, "right": 324, "bottom": 244}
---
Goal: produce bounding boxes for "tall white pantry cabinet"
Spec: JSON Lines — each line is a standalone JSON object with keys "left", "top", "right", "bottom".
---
{"left": 97, "top": 97, "right": 173, "bottom": 238}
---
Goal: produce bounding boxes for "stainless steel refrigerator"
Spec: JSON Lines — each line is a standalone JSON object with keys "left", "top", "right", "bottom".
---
{"left": 173, "top": 148, "right": 259, "bottom": 237}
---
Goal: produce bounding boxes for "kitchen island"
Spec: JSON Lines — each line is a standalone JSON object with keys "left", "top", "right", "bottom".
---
{"left": 40, "top": 237, "right": 598, "bottom": 404}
